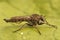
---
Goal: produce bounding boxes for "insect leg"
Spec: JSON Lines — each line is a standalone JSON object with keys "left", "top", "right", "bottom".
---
{"left": 45, "top": 21, "right": 57, "bottom": 29}
{"left": 33, "top": 26, "right": 41, "bottom": 35}
{"left": 42, "top": 17, "right": 57, "bottom": 29}
{"left": 13, "top": 23, "right": 26, "bottom": 33}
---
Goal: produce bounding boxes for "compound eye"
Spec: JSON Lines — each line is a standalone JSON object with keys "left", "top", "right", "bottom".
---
{"left": 40, "top": 18, "right": 44, "bottom": 21}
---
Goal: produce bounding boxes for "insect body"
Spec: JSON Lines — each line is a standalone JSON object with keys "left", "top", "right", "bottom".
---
{"left": 4, "top": 14, "right": 57, "bottom": 35}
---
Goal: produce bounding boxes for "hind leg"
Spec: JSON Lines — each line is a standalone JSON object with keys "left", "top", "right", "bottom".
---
{"left": 13, "top": 23, "right": 26, "bottom": 33}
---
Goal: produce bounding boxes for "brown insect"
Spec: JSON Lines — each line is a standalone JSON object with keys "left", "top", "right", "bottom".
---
{"left": 4, "top": 14, "right": 57, "bottom": 35}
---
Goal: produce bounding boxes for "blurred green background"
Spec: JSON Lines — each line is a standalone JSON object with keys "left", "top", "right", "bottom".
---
{"left": 0, "top": 0, "right": 60, "bottom": 40}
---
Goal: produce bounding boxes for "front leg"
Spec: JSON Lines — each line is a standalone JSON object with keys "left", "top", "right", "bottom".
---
{"left": 44, "top": 20, "right": 57, "bottom": 29}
